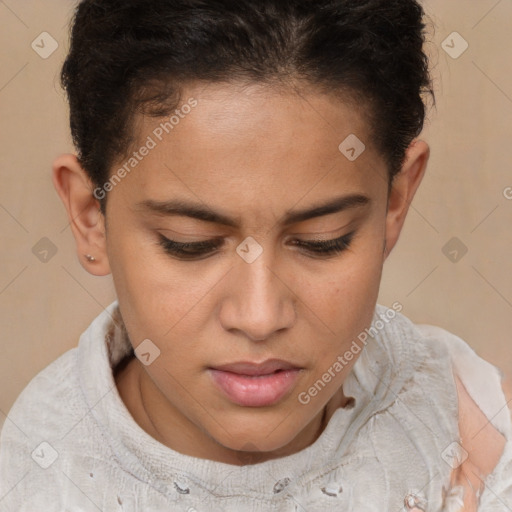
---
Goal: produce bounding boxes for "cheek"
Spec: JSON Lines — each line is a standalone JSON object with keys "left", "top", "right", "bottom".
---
{"left": 308, "top": 242, "right": 383, "bottom": 325}
{"left": 300, "top": 239, "right": 384, "bottom": 367}
{"left": 106, "top": 228, "right": 180, "bottom": 347}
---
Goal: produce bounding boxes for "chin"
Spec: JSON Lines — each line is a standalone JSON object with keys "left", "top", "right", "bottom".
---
{"left": 211, "top": 416, "right": 302, "bottom": 455}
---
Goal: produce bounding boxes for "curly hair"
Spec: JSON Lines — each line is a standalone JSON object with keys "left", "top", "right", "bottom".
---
{"left": 61, "top": 0, "right": 435, "bottom": 213}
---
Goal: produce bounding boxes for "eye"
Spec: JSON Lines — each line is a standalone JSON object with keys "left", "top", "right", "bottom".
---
{"left": 157, "top": 231, "right": 356, "bottom": 260}
{"left": 158, "top": 234, "right": 223, "bottom": 260}
{"left": 289, "top": 231, "right": 356, "bottom": 257}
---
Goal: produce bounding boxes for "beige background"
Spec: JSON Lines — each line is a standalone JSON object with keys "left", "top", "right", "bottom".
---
{"left": 1, "top": 0, "right": 511, "bottom": 433}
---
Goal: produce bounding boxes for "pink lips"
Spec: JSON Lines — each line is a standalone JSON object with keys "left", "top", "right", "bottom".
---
{"left": 209, "top": 359, "right": 303, "bottom": 407}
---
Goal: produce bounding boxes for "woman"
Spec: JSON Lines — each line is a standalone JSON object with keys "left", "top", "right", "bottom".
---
{"left": 1, "top": 0, "right": 510, "bottom": 510}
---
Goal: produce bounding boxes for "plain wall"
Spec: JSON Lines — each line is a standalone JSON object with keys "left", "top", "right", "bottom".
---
{"left": 1, "top": 0, "right": 511, "bottom": 433}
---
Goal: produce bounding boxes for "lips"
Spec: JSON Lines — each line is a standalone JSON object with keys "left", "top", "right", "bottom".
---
{"left": 212, "top": 359, "right": 300, "bottom": 376}
{"left": 208, "top": 359, "right": 303, "bottom": 407}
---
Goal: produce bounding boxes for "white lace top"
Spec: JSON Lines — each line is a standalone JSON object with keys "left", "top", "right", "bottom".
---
{"left": 0, "top": 301, "right": 511, "bottom": 511}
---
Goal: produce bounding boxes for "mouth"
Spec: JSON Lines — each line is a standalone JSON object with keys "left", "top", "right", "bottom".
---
{"left": 208, "top": 359, "right": 304, "bottom": 407}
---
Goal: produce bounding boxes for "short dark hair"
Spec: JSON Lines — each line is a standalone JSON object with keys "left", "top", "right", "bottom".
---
{"left": 61, "top": 0, "right": 435, "bottom": 214}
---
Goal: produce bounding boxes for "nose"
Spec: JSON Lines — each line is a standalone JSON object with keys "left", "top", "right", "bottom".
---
{"left": 219, "top": 250, "right": 296, "bottom": 342}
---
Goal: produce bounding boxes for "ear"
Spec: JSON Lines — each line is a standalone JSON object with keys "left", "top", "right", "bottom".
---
{"left": 384, "top": 139, "right": 430, "bottom": 259}
{"left": 52, "top": 154, "right": 111, "bottom": 276}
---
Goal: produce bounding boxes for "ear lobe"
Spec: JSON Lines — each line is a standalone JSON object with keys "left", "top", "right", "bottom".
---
{"left": 383, "top": 139, "right": 430, "bottom": 259}
{"left": 52, "top": 154, "right": 111, "bottom": 276}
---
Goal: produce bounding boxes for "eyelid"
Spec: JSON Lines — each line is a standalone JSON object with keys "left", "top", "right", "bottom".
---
{"left": 290, "top": 232, "right": 355, "bottom": 253}
{"left": 286, "top": 219, "right": 359, "bottom": 240}
{"left": 297, "top": 231, "right": 354, "bottom": 244}
{"left": 158, "top": 234, "right": 222, "bottom": 247}
{"left": 158, "top": 216, "right": 360, "bottom": 241}
{"left": 158, "top": 217, "right": 359, "bottom": 240}
{"left": 158, "top": 227, "right": 222, "bottom": 240}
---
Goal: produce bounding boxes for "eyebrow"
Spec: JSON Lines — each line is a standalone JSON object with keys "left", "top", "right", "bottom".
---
{"left": 135, "top": 194, "right": 370, "bottom": 228}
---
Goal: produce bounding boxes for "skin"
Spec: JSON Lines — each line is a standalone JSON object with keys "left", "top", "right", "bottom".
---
{"left": 52, "top": 81, "right": 430, "bottom": 466}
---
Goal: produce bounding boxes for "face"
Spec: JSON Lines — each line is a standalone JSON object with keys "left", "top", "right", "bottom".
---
{"left": 56, "top": 80, "right": 428, "bottom": 464}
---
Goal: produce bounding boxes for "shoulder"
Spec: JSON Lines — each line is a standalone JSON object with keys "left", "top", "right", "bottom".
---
{"left": 415, "top": 323, "right": 512, "bottom": 439}
{"left": 455, "top": 374, "right": 507, "bottom": 471}
{"left": 0, "top": 348, "right": 83, "bottom": 494}
{"left": 415, "top": 323, "right": 512, "bottom": 510}
{"left": 449, "top": 375, "right": 508, "bottom": 511}
{"left": 2, "top": 347, "right": 81, "bottom": 431}
{"left": 0, "top": 347, "right": 85, "bottom": 442}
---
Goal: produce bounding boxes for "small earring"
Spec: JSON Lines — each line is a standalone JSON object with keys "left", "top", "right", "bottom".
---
{"left": 85, "top": 254, "right": 96, "bottom": 262}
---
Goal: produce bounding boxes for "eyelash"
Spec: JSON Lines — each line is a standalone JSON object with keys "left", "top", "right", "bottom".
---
{"left": 157, "top": 232, "right": 356, "bottom": 260}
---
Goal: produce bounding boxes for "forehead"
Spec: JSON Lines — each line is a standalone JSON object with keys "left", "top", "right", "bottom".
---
{"left": 115, "top": 81, "right": 387, "bottom": 225}
{"left": 164, "top": 80, "right": 373, "bottom": 154}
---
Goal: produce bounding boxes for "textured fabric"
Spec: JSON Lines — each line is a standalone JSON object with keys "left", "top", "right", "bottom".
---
{"left": 0, "top": 301, "right": 510, "bottom": 511}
